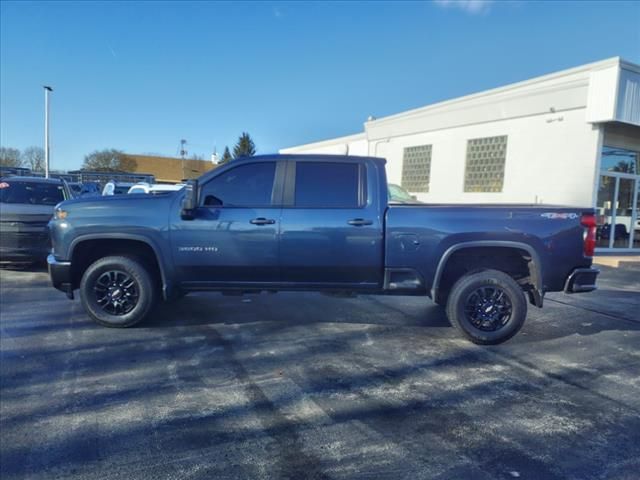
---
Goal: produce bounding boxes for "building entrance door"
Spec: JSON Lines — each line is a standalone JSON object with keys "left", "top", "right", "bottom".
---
{"left": 596, "top": 172, "right": 639, "bottom": 250}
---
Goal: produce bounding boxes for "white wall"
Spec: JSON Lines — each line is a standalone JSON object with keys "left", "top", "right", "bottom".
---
{"left": 380, "top": 108, "right": 601, "bottom": 206}
{"left": 280, "top": 58, "right": 639, "bottom": 208}
{"left": 616, "top": 66, "right": 640, "bottom": 126}
{"left": 281, "top": 133, "right": 368, "bottom": 156}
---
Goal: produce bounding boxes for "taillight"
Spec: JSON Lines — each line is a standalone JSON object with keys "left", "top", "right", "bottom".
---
{"left": 581, "top": 213, "right": 596, "bottom": 257}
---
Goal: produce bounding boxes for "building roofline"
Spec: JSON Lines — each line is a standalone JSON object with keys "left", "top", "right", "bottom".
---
{"left": 123, "top": 153, "right": 212, "bottom": 163}
{"left": 281, "top": 132, "right": 366, "bottom": 152}
{"left": 620, "top": 58, "right": 640, "bottom": 74}
{"left": 367, "top": 57, "right": 636, "bottom": 126}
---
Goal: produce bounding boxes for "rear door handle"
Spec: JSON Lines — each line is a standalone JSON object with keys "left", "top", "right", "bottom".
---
{"left": 347, "top": 218, "right": 373, "bottom": 226}
{"left": 250, "top": 217, "right": 276, "bottom": 225}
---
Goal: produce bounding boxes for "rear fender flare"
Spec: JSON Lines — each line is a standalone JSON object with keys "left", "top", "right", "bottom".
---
{"left": 430, "top": 240, "right": 543, "bottom": 307}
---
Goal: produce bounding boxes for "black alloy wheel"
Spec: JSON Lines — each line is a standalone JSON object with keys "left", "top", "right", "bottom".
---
{"left": 94, "top": 270, "right": 139, "bottom": 315}
{"left": 463, "top": 286, "right": 513, "bottom": 332}
{"left": 79, "top": 255, "right": 157, "bottom": 328}
{"left": 446, "top": 269, "right": 527, "bottom": 345}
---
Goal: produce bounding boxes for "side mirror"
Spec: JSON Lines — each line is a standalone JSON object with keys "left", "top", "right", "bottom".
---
{"left": 181, "top": 179, "right": 199, "bottom": 220}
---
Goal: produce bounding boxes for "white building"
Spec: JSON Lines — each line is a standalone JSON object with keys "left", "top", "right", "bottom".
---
{"left": 281, "top": 57, "right": 640, "bottom": 252}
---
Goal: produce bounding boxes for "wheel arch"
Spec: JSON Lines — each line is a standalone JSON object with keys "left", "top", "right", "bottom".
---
{"left": 68, "top": 234, "right": 170, "bottom": 300}
{"left": 431, "top": 241, "right": 544, "bottom": 307}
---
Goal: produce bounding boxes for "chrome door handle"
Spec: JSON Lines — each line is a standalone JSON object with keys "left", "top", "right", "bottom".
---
{"left": 250, "top": 217, "right": 276, "bottom": 225}
{"left": 347, "top": 218, "right": 373, "bottom": 226}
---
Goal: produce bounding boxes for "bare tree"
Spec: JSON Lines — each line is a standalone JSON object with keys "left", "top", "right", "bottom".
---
{"left": 0, "top": 147, "right": 23, "bottom": 168}
{"left": 82, "top": 149, "right": 137, "bottom": 172}
{"left": 21, "top": 146, "right": 45, "bottom": 172}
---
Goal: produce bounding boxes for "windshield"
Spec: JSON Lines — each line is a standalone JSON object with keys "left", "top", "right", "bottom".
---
{"left": 0, "top": 180, "right": 66, "bottom": 205}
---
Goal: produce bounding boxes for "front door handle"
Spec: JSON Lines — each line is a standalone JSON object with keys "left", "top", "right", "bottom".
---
{"left": 347, "top": 218, "right": 373, "bottom": 226}
{"left": 250, "top": 217, "right": 276, "bottom": 225}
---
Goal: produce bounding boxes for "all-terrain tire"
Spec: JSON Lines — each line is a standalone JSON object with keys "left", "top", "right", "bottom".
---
{"left": 79, "top": 256, "right": 158, "bottom": 328}
{"left": 446, "top": 269, "right": 527, "bottom": 345}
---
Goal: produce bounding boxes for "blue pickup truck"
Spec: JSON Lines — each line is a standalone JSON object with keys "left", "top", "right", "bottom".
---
{"left": 47, "top": 155, "right": 599, "bottom": 344}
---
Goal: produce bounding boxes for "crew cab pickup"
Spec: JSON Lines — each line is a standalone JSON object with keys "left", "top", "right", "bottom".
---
{"left": 47, "top": 155, "right": 599, "bottom": 344}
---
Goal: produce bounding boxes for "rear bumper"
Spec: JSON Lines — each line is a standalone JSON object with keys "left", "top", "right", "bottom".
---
{"left": 564, "top": 267, "right": 599, "bottom": 293}
{"left": 47, "top": 254, "right": 74, "bottom": 299}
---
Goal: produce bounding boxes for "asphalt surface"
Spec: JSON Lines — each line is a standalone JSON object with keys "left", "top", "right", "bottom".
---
{"left": 1, "top": 265, "right": 639, "bottom": 480}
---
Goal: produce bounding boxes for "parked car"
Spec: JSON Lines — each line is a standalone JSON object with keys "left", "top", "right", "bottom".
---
{"left": 67, "top": 182, "right": 82, "bottom": 198}
{"left": 102, "top": 181, "right": 135, "bottom": 196}
{"left": 388, "top": 183, "right": 419, "bottom": 203}
{"left": 78, "top": 182, "right": 101, "bottom": 197}
{"left": 128, "top": 182, "right": 185, "bottom": 195}
{"left": 47, "top": 155, "right": 599, "bottom": 344}
{"left": 1, "top": 176, "right": 71, "bottom": 264}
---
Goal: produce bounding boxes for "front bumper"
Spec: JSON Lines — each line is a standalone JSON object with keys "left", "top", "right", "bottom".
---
{"left": 0, "top": 232, "right": 50, "bottom": 263}
{"left": 564, "top": 267, "right": 599, "bottom": 293}
{"left": 47, "top": 254, "right": 74, "bottom": 299}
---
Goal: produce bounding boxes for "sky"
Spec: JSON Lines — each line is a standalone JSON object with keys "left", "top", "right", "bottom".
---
{"left": 1, "top": 1, "right": 639, "bottom": 171}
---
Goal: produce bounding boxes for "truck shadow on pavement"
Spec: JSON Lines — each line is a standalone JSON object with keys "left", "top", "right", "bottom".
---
{"left": 143, "top": 290, "right": 640, "bottom": 346}
{"left": 145, "top": 292, "right": 452, "bottom": 329}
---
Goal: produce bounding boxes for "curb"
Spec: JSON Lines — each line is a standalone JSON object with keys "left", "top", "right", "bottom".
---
{"left": 593, "top": 256, "right": 640, "bottom": 269}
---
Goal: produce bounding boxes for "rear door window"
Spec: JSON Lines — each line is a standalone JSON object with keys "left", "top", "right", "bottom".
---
{"left": 294, "top": 162, "right": 361, "bottom": 208}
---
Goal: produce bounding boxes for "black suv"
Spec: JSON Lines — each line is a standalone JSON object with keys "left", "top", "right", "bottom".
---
{"left": 0, "top": 176, "right": 71, "bottom": 264}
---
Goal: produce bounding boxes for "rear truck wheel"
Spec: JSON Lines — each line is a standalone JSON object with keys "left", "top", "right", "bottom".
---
{"left": 79, "top": 256, "right": 157, "bottom": 328}
{"left": 446, "top": 269, "right": 526, "bottom": 345}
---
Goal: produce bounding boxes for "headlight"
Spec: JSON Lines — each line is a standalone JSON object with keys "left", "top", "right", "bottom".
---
{"left": 54, "top": 208, "right": 68, "bottom": 220}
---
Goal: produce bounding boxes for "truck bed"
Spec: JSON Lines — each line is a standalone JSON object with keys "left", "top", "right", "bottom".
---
{"left": 385, "top": 203, "right": 593, "bottom": 294}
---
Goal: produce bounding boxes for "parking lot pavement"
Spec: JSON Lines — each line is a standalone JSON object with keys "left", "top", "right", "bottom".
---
{"left": 0, "top": 267, "right": 639, "bottom": 480}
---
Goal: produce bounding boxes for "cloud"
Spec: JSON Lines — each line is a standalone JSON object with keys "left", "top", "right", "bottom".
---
{"left": 273, "top": 6, "right": 283, "bottom": 19}
{"left": 434, "top": 0, "right": 494, "bottom": 14}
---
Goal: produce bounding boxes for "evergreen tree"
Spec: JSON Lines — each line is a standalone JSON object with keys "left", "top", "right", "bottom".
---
{"left": 233, "top": 132, "right": 256, "bottom": 159}
{"left": 220, "top": 146, "right": 233, "bottom": 164}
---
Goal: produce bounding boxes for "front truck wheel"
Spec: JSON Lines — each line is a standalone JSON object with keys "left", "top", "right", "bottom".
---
{"left": 446, "top": 269, "right": 527, "bottom": 345}
{"left": 79, "top": 256, "right": 158, "bottom": 328}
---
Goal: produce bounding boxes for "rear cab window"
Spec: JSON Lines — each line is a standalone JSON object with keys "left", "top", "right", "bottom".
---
{"left": 293, "top": 162, "right": 365, "bottom": 208}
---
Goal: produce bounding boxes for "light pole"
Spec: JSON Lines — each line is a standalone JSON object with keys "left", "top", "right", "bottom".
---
{"left": 180, "top": 139, "right": 187, "bottom": 180}
{"left": 43, "top": 86, "right": 53, "bottom": 178}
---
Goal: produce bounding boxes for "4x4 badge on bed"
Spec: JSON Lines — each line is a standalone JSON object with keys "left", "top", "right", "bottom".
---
{"left": 540, "top": 212, "right": 579, "bottom": 220}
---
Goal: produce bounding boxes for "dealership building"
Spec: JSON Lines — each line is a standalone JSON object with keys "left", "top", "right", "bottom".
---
{"left": 281, "top": 57, "right": 640, "bottom": 252}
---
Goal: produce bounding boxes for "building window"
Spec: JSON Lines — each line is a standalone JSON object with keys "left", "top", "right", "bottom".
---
{"left": 464, "top": 135, "right": 508, "bottom": 193}
{"left": 600, "top": 146, "right": 639, "bottom": 174}
{"left": 401, "top": 145, "right": 432, "bottom": 193}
